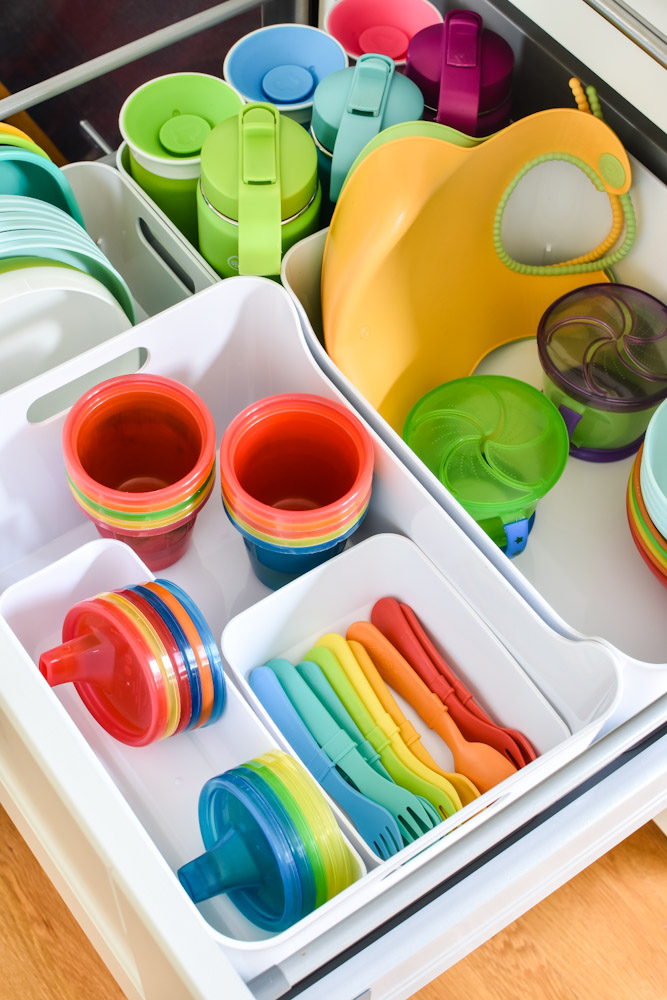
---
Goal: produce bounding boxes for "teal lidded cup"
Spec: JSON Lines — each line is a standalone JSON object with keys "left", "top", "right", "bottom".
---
{"left": 197, "top": 103, "right": 321, "bottom": 279}
{"left": 310, "top": 53, "right": 424, "bottom": 220}
{"left": 118, "top": 72, "right": 244, "bottom": 245}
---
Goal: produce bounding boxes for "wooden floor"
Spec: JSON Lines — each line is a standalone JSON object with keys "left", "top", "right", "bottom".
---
{"left": 1, "top": 806, "right": 665, "bottom": 1000}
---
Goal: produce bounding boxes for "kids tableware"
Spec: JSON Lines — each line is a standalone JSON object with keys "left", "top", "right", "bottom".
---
{"left": 325, "top": 0, "right": 442, "bottom": 65}
{"left": 305, "top": 639, "right": 461, "bottom": 816}
{"left": 118, "top": 72, "right": 243, "bottom": 244}
{"left": 347, "top": 638, "right": 481, "bottom": 805}
{"left": 219, "top": 392, "right": 373, "bottom": 588}
{"left": 223, "top": 23, "right": 347, "bottom": 127}
{"left": 265, "top": 658, "right": 440, "bottom": 844}
{"left": 310, "top": 53, "right": 423, "bottom": 211}
{"left": 371, "top": 597, "right": 536, "bottom": 766}
{"left": 537, "top": 283, "right": 667, "bottom": 460}
{"left": 402, "top": 375, "right": 570, "bottom": 556}
{"left": 197, "top": 103, "right": 321, "bottom": 279}
{"left": 177, "top": 750, "right": 358, "bottom": 930}
{"left": 321, "top": 106, "right": 634, "bottom": 432}
{"left": 38, "top": 578, "right": 225, "bottom": 745}
{"left": 62, "top": 374, "right": 216, "bottom": 570}
{"left": 0, "top": 145, "right": 84, "bottom": 224}
{"left": 405, "top": 9, "right": 514, "bottom": 135}
{"left": 347, "top": 621, "right": 518, "bottom": 793}
{"left": 641, "top": 397, "right": 667, "bottom": 537}
{"left": 249, "top": 666, "right": 403, "bottom": 858}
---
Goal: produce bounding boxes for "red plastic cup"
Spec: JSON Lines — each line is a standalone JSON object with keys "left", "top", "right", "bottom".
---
{"left": 63, "top": 374, "right": 216, "bottom": 570}
{"left": 219, "top": 393, "right": 374, "bottom": 585}
{"left": 326, "top": 0, "right": 442, "bottom": 64}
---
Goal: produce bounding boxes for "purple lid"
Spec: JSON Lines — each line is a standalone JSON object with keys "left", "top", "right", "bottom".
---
{"left": 537, "top": 284, "right": 667, "bottom": 413}
{"left": 405, "top": 10, "right": 513, "bottom": 135}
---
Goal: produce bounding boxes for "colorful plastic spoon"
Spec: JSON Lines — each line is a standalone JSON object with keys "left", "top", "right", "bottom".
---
{"left": 371, "top": 597, "right": 536, "bottom": 766}
{"left": 347, "top": 621, "right": 517, "bottom": 793}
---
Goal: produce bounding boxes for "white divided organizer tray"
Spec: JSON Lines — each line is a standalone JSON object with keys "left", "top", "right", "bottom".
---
{"left": 0, "top": 277, "right": 634, "bottom": 995}
{"left": 0, "top": 161, "right": 218, "bottom": 404}
{"left": 282, "top": 153, "right": 667, "bottom": 689}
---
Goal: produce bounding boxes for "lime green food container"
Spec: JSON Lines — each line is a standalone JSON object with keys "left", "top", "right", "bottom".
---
{"left": 118, "top": 72, "right": 244, "bottom": 245}
{"left": 403, "top": 375, "right": 570, "bottom": 556}
{"left": 197, "top": 103, "right": 321, "bottom": 279}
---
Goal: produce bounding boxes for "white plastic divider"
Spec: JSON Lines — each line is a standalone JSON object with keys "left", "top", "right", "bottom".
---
{"left": 281, "top": 154, "right": 667, "bottom": 673}
{"left": 0, "top": 277, "right": 633, "bottom": 990}
{"left": 63, "top": 161, "right": 219, "bottom": 321}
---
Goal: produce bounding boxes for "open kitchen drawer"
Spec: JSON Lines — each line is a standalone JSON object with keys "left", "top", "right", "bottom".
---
{"left": 0, "top": 2, "right": 665, "bottom": 1000}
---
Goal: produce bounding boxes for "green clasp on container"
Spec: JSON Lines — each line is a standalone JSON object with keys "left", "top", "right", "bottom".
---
{"left": 238, "top": 103, "right": 282, "bottom": 276}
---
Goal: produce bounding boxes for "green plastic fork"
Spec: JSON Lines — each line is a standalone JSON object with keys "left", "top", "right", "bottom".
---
{"left": 307, "top": 638, "right": 460, "bottom": 818}
{"left": 265, "top": 658, "right": 440, "bottom": 845}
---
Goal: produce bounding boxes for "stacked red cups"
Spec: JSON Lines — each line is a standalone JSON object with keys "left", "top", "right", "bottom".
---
{"left": 219, "top": 393, "right": 374, "bottom": 588}
{"left": 63, "top": 374, "right": 216, "bottom": 571}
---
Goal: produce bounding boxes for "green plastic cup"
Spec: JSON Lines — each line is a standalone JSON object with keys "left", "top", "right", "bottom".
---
{"left": 197, "top": 103, "right": 321, "bottom": 279}
{"left": 403, "top": 374, "right": 570, "bottom": 556}
{"left": 118, "top": 72, "right": 244, "bottom": 245}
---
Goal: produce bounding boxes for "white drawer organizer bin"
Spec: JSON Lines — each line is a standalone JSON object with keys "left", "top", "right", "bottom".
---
{"left": 281, "top": 150, "right": 667, "bottom": 706}
{"left": 0, "top": 276, "right": 647, "bottom": 999}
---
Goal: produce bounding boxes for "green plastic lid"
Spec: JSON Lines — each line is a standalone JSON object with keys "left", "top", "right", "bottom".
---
{"left": 119, "top": 73, "right": 243, "bottom": 162}
{"left": 311, "top": 54, "right": 424, "bottom": 199}
{"left": 200, "top": 102, "right": 318, "bottom": 221}
{"left": 403, "top": 374, "right": 569, "bottom": 528}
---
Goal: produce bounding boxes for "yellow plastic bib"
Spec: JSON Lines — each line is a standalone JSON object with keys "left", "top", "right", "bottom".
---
{"left": 321, "top": 108, "right": 633, "bottom": 431}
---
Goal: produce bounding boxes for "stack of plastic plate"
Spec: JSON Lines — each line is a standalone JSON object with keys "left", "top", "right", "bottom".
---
{"left": 38, "top": 578, "right": 226, "bottom": 745}
{"left": 177, "top": 749, "right": 358, "bottom": 931}
{"left": 627, "top": 440, "right": 667, "bottom": 588}
{"left": 0, "top": 126, "right": 136, "bottom": 392}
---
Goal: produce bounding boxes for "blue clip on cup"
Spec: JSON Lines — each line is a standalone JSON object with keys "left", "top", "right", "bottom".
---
{"left": 223, "top": 23, "right": 348, "bottom": 127}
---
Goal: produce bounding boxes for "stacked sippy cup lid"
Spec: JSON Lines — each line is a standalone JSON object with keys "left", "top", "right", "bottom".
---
{"left": 62, "top": 373, "right": 217, "bottom": 570}
{"left": 219, "top": 393, "right": 374, "bottom": 587}
{"left": 177, "top": 749, "right": 358, "bottom": 931}
{"left": 38, "top": 578, "right": 226, "bottom": 745}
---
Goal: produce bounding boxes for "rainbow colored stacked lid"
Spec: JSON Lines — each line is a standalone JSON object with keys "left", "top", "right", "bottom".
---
{"left": 38, "top": 578, "right": 226, "bottom": 745}
{"left": 62, "top": 374, "right": 216, "bottom": 569}
{"left": 178, "top": 749, "right": 358, "bottom": 931}
{"left": 627, "top": 442, "right": 667, "bottom": 588}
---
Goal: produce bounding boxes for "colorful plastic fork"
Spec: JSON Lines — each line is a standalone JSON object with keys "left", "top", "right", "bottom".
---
{"left": 264, "top": 658, "right": 440, "bottom": 844}
{"left": 347, "top": 638, "right": 480, "bottom": 807}
{"left": 371, "top": 598, "right": 536, "bottom": 767}
{"left": 347, "top": 622, "right": 517, "bottom": 794}
{"left": 295, "top": 659, "right": 393, "bottom": 781}
{"left": 307, "top": 638, "right": 460, "bottom": 817}
{"left": 249, "top": 666, "right": 403, "bottom": 859}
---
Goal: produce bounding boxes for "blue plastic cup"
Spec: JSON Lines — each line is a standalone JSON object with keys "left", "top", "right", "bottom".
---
{"left": 223, "top": 23, "right": 348, "bottom": 127}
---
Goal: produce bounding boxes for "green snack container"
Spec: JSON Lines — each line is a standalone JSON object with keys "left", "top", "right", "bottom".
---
{"left": 197, "top": 103, "right": 321, "bottom": 279}
{"left": 403, "top": 374, "right": 570, "bottom": 556}
{"left": 119, "top": 72, "right": 244, "bottom": 245}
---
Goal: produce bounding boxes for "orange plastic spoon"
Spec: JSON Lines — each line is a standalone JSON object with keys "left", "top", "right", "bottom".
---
{"left": 348, "top": 638, "right": 480, "bottom": 806}
{"left": 347, "top": 621, "right": 517, "bottom": 793}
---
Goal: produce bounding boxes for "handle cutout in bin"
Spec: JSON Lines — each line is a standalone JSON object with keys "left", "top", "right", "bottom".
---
{"left": 27, "top": 348, "right": 148, "bottom": 424}
{"left": 137, "top": 217, "right": 196, "bottom": 294}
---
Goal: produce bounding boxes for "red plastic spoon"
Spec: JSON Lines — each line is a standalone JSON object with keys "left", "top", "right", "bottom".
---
{"left": 371, "top": 597, "right": 536, "bottom": 767}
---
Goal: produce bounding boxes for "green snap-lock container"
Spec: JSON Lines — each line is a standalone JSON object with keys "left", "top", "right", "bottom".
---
{"left": 197, "top": 103, "right": 321, "bottom": 279}
{"left": 403, "top": 374, "right": 570, "bottom": 556}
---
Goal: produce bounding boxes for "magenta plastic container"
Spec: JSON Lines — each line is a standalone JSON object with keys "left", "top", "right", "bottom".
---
{"left": 405, "top": 9, "right": 514, "bottom": 136}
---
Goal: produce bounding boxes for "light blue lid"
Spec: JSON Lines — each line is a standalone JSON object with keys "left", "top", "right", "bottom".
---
{"left": 224, "top": 24, "right": 347, "bottom": 109}
{"left": 311, "top": 54, "right": 424, "bottom": 200}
